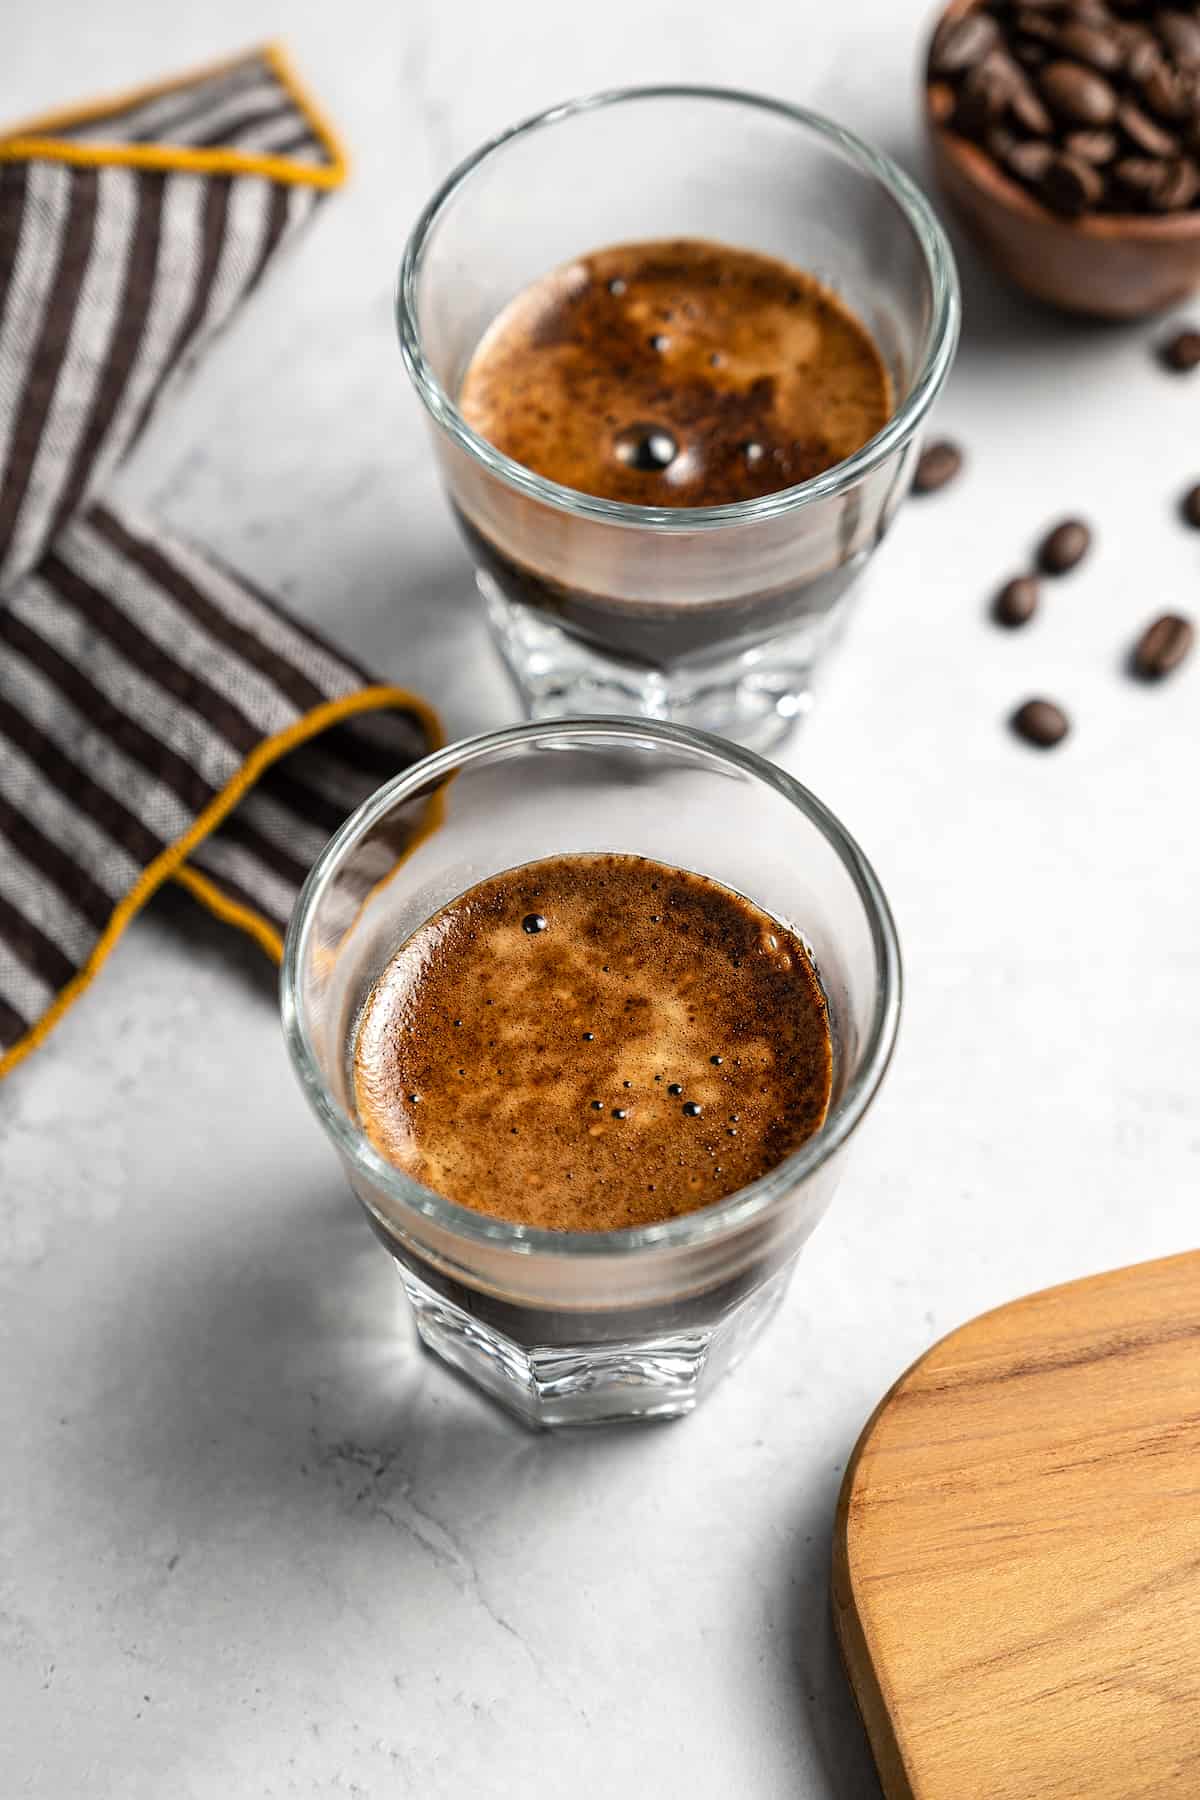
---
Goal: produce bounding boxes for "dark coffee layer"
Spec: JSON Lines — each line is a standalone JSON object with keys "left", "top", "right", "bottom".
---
{"left": 353, "top": 853, "right": 833, "bottom": 1231}
{"left": 455, "top": 505, "right": 867, "bottom": 668}
{"left": 459, "top": 239, "right": 892, "bottom": 507}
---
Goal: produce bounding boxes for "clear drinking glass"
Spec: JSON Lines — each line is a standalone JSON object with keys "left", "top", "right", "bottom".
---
{"left": 281, "top": 719, "right": 901, "bottom": 1429}
{"left": 397, "top": 86, "right": 959, "bottom": 751}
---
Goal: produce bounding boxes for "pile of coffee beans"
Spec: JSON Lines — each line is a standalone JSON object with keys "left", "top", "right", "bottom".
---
{"left": 929, "top": 2, "right": 1200, "bottom": 217}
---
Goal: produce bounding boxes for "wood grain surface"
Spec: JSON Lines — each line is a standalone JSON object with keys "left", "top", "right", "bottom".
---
{"left": 833, "top": 1253, "right": 1200, "bottom": 1799}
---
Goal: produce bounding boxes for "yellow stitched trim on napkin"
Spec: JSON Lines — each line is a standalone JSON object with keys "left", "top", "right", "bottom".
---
{"left": 0, "top": 686, "right": 443, "bottom": 1080}
{"left": 0, "top": 42, "right": 348, "bottom": 190}
{"left": 172, "top": 866, "right": 291, "bottom": 961}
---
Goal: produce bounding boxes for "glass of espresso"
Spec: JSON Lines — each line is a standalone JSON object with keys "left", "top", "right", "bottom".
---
{"left": 397, "top": 87, "right": 959, "bottom": 749}
{"left": 282, "top": 719, "right": 900, "bottom": 1428}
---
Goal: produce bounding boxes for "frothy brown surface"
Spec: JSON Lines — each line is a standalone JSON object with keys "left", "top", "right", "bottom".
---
{"left": 353, "top": 853, "right": 832, "bottom": 1231}
{"left": 458, "top": 239, "right": 892, "bottom": 508}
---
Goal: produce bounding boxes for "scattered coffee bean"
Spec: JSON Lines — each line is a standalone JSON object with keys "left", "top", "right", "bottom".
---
{"left": 913, "top": 439, "right": 964, "bottom": 494}
{"left": 1162, "top": 326, "right": 1200, "bottom": 369}
{"left": 1039, "top": 60, "right": 1119, "bottom": 126}
{"left": 994, "top": 574, "right": 1040, "bottom": 627}
{"left": 1132, "top": 612, "right": 1194, "bottom": 677}
{"left": 1011, "top": 698, "right": 1071, "bottom": 747}
{"left": 1181, "top": 481, "right": 1200, "bottom": 526}
{"left": 1037, "top": 518, "right": 1092, "bottom": 573}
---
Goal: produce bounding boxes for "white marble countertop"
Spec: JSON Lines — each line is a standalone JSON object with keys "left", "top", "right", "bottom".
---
{"left": 3, "top": 2, "right": 1198, "bottom": 1793}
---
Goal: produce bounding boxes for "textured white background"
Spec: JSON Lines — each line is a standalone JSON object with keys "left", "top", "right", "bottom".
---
{"left": 3, "top": 3, "right": 1198, "bottom": 1795}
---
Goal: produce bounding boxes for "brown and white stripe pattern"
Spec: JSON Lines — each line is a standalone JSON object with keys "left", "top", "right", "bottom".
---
{"left": 60, "top": 53, "right": 335, "bottom": 165}
{"left": 0, "top": 54, "right": 435, "bottom": 1070}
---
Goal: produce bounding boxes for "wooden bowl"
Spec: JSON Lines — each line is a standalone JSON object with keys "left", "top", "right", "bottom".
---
{"left": 925, "top": 0, "right": 1200, "bottom": 319}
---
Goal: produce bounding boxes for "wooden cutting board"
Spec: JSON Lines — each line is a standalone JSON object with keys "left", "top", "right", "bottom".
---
{"left": 833, "top": 1252, "right": 1200, "bottom": 1800}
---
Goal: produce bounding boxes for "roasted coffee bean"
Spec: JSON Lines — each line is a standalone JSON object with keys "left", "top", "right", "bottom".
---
{"left": 1149, "top": 156, "right": 1200, "bottom": 207}
{"left": 1010, "top": 73, "right": 1057, "bottom": 133}
{"left": 913, "top": 439, "right": 964, "bottom": 493}
{"left": 1011, "top": 698, "right": 1071, "bottom": 747}
{"left": 1043, "top": 149, "right": 1107, "bottom": 209}
{"left": 987, "top": 123, "right": 1020, "bottom": 162}
{"left": 1038, "top": 517, "right": 1092, "bottom": 572}
{"left": 1058, "top": 20, "right": 1125, "bottom": 69}
{"left": 931, "top": 10, "right": 1001, "bottom": 74}
{"left": 1162, "top": 326, "right": 1200, "bottom": 369}
{"left": 1116, "top": 98, "right": 1180, "bottom": 156}
{"left": 1132, "top": 612, "right": 1194, "bottom": 676}
{"left": 1125, "top": 36, "right": 1165, "bottom": 84}
{"left": 1015, "top": 38, "right": 1050, "bottom": 67}
{"left": 1006, "top": 136, "right": 1056, "bottom": 180}
{"left": 993, "top": 574, "right": 1040, "bottom": 626}
{"left": 1066, "top": 127, "right": 1119, "bottom": 161}
{"left": 1156, "top": 10, "right": 1200, "bottom": 68}
{"left": 1113, "top": 153, "right": 1171, "bottom": 201}
{"left": 956, "top": 59, "right": 1019, "bottom": 130}
{"left": 1140, "top": 60, "right": 1193, "bottom": 120}
{"left": 1180, "top": 480, "right": 1200, "bottom": 526}
{"left": 1016, "top": 8, "right": 1062, "bottom": 45}
{"left": 1039, "top": 58, "right": 1119, "bottom": 124}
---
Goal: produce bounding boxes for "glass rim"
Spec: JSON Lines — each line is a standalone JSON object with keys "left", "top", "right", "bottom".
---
{"left": 280, "top": 717, "right": 902, "bottom": 1260}
{"left": 396, "top": 82, "right": 960, "bottom": 533}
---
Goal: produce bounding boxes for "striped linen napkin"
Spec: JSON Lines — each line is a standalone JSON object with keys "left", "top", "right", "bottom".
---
{"left": 0, "top": 45, "right": 439, "bottom": 1079}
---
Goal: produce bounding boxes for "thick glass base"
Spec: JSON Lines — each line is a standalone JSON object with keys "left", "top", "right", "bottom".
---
{"left": 398, "top": 1263, "right": 792, "bottom": 1428}
{"left": 481, "top": 576, "right": 827, "bottom": 754}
